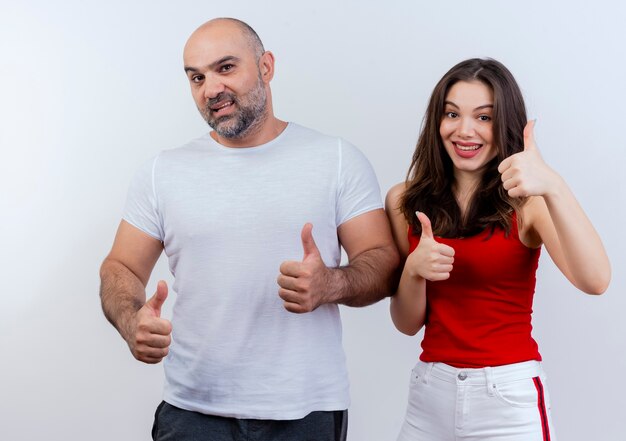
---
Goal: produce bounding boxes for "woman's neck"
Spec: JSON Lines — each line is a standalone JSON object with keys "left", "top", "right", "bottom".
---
{"left": 453, "top": 170, "right": 483, "bottom": 216}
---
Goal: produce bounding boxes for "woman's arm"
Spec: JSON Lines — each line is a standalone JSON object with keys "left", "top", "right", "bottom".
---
{"left": 386, "top": 183, "right": 455, "bottom": 335}
{"left": 499, "top": 121, "right": 611, "bottom": 294}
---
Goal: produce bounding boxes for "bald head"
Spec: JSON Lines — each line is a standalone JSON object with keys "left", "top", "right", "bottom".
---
{"left": 186, "top": 18, "right": 265, "bottom": 62}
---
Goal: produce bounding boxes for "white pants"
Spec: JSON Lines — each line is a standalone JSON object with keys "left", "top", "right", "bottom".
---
{"left": 397, "top": 360, "right": 556, "bottom": 441}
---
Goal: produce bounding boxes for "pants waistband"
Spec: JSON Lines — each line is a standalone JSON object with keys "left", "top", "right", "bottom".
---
{"left": 417, "top": 360, "right": 543, "bottom": 385}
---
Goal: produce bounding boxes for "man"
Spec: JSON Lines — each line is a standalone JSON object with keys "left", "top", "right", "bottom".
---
{"left": 100, "top": 18, "right": 398, "bottom": 441}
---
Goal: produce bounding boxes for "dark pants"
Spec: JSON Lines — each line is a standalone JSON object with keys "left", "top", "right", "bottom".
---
{"left": 152, "top": 401, "right": 348, "bottom": 441}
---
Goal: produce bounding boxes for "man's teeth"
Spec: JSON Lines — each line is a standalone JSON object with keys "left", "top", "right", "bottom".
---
{"left": 214, "top": 101, "right": 233, "bottom": 111}
{"left": 455, "top": 143, "right": 481, "bottom": 151}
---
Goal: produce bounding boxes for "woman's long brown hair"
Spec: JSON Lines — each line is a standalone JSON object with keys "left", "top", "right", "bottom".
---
{"left": 401, "top": 58, "right": 528, "bottom": 238}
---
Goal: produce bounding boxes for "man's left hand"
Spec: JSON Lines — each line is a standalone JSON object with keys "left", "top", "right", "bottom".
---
{"left": 277, "top": 223, "right": 332, "bottom": 313}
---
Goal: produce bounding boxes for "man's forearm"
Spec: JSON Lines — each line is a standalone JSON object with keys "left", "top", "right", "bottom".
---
{"left": 99, "top": 259, "right": 146, "bottom": 341}
{"left": 328, "top": 244, "right": 399, "bottom": 307}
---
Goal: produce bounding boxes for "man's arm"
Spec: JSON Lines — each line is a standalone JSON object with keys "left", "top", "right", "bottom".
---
{"left": 100, "top": 220, "right": 171, "bottom": 363}
{"left": 277, "top": 209, "right": 400, "bottom": 313}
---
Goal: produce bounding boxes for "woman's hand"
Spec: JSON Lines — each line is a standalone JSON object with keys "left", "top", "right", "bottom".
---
{"left": 406, "top": 211, "right": 455, "bottom": 281}
{"left": 498, "top": 120, "right": 560, "bottom": 198}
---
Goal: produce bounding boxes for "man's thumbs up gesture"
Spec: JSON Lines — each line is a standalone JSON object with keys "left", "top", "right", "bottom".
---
{"left": 127, "top": 280, "right": 172, "bottom": 364}
{"left": 406, "top": 212, "right": 455, "bottom": 282}
{"left": 278, "top": 223, "right": 331, "bottom": 313}
{"left": 498, "top": 120, "right": 559, "bottom": 198}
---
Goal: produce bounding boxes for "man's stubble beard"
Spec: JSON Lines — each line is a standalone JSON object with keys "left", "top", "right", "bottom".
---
{"left": 203, "top": 75, "right": 268, "bottom": 140}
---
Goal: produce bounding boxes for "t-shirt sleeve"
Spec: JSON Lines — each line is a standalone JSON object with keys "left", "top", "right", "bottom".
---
{"left": 336, "top": 139, "right": 383, "bottom": 226}
{"left": 122, "top": 156, "right": 164, "bottom": 241}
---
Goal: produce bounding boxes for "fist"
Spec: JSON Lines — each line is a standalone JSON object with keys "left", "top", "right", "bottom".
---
{"left": 128, "top": 280, "right": 172, "bottom": 364}
{"left": 498, "top": 120, "right": 558, "bottom": 198}
{"left": 406, "top": 212, "right": 455, "bottom": 281}
{"left": 277, "top": 223, "right": 331, "bottom": 313}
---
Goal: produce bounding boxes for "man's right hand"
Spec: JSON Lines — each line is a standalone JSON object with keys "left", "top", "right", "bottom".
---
{"left": 127, "top": 280, "right": 172, "bottom": 364}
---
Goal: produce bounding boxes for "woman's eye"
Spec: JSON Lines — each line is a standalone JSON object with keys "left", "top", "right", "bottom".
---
{"left": 445, "top": 112, "right": 458, "bottom": 118}
{"left": 478, "top": 115, "right": 492, "bottom": 122}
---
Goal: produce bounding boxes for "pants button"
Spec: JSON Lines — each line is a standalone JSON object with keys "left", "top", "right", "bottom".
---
{"left": 458, "top": 372, "right": 467, "bottom": 381}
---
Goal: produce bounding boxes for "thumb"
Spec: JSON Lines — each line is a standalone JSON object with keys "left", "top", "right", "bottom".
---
{"left": 523, "top": 119, "right": 537, "bottom": 151}
{"left": 146, "top": 280, "right": 168, "bottom": 317}
{"left": 300, "top": 223, "right": 320, "bottom": 261}
{"left": 416, "top": 211, "right": 434, "bottom": 240}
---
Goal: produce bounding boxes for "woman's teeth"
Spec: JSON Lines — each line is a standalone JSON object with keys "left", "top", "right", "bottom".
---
{"left": 455, "top": 143, "right": 481, "bottom": 151}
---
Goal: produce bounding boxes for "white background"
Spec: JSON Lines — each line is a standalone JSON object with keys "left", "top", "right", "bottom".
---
{"left": 1, "top": 1, "right": 624, "bottom": 440}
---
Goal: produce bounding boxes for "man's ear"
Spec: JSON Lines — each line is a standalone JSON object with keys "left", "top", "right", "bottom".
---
{"left": 259, "top": 51, "right": 275, "bottom": 82}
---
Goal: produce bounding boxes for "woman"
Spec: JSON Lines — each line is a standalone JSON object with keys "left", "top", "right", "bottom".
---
{"left": 386, "top": 58, "right": 610, "bottom": 441}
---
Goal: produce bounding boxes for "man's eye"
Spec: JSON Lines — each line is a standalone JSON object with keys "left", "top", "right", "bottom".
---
{"left": 220, "top": 64, "right": 234, "bottom": 72}
{"left": 191, "top": 75, "right": 204, "bottom": 83}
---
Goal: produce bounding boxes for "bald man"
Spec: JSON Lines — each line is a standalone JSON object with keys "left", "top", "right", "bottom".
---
{"left": 100, "top": 18, "right": 398, "bottom": 441}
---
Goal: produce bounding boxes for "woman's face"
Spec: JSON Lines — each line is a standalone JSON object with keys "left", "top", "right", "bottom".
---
{"left": 439, "top": 80, "right": 496, "bottom": 177}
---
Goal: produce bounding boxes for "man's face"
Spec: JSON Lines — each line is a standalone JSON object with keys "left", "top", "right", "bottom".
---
{"left": 200, "top": 70, "right": 267, "bottom": 139}
{"left": 183, "top": 23, "right": 268, "bottom": 140}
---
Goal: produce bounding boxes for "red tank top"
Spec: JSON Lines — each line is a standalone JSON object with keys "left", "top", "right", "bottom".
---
{"left": 408, "top": 215, "right": 541, "bottom": 367}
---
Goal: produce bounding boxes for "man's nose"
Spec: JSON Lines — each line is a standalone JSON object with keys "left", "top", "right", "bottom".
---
{"left": 203, "top": 75, "right": 226, "bottom": 101}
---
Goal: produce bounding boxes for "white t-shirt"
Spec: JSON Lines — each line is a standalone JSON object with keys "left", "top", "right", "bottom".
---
{"left": 123, "top": 123, "right": 382, "bottom": 419}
